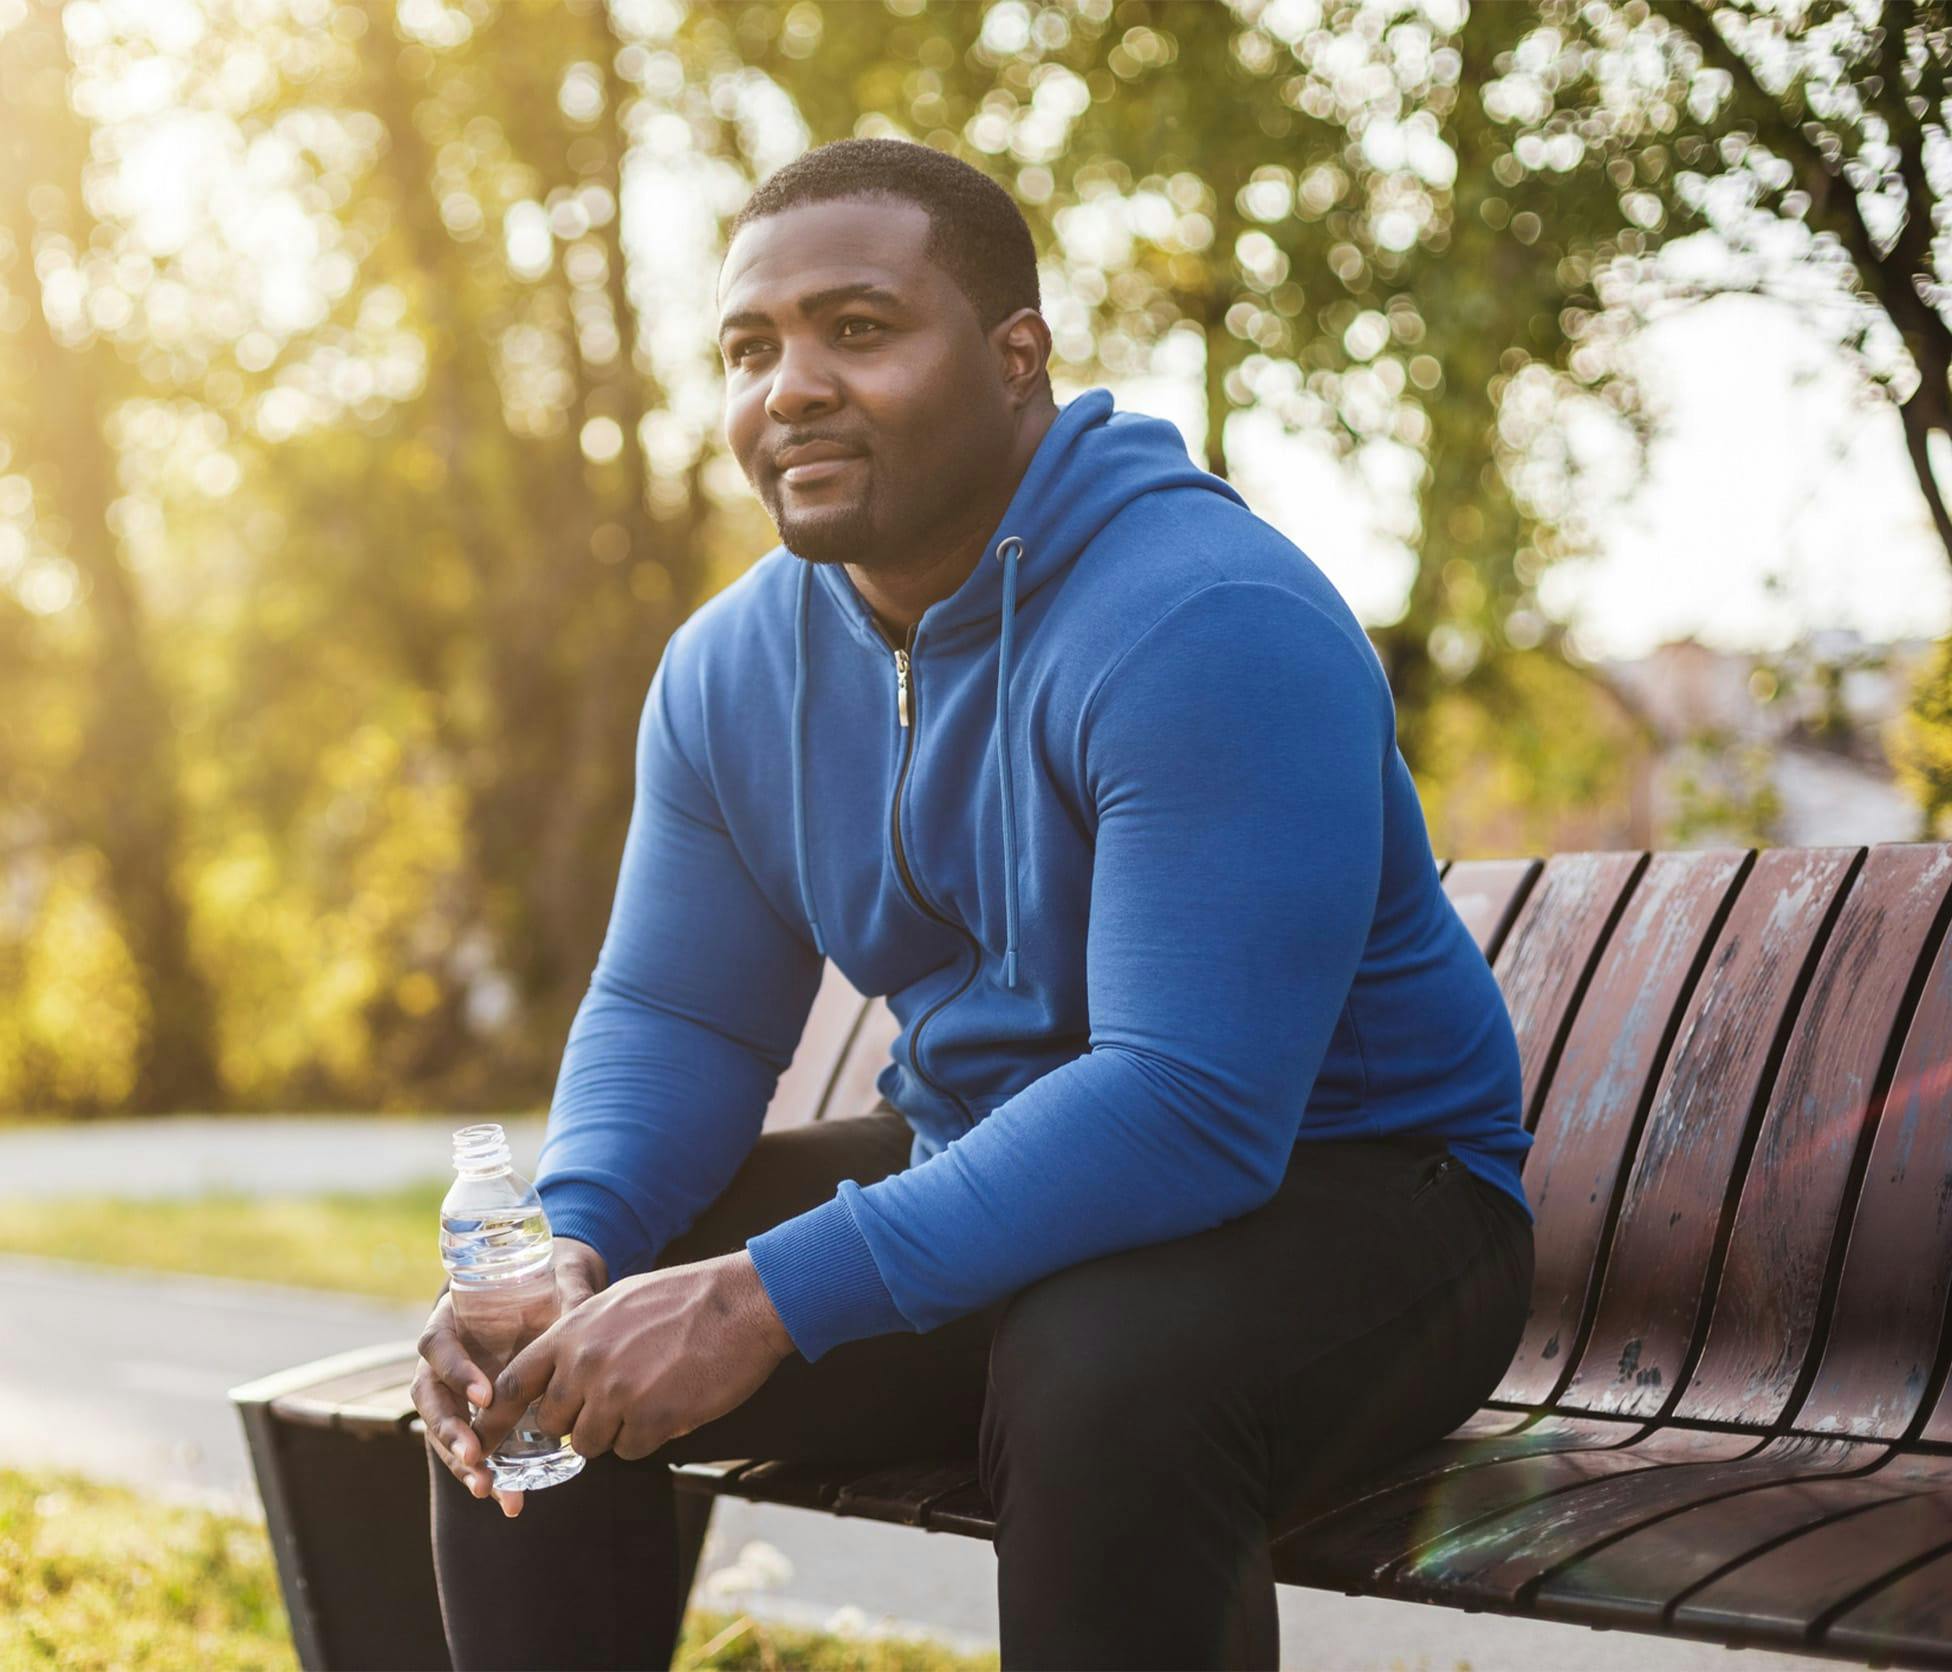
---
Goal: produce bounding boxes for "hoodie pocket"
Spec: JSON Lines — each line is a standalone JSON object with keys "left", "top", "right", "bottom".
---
{"left": 1409, "top": 1150, "right": 1462, "bottom": 1206}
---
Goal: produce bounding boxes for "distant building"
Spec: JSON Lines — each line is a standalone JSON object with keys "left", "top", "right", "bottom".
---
{"left": 1595, "top": 632, "right": 1930, "bottom": 848}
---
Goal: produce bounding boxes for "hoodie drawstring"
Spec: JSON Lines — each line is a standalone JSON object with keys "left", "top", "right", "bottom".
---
{"left": 789, "top": 535, "right": 1025, "bottom": 989}
{"left": 992, "top": 535, "right": 1023, "bottom": 989}
{"left": 792, "top": 559, "right": 826, "bottom": 958}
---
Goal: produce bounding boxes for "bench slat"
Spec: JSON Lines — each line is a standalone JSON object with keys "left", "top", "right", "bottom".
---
{"left": 1533, "top": 1470, "right": 1924, "bottom": 1629}
{"left": 1446, "top": 1407, "right": 1539, "bottom": 1439}
{"left": 1823, "top": 1542, "right": 1952, "bottom": 1663}
{"left": 1799, "top": 878, "right": 1952, "bottom": 1438}
{"left": 1676, "top": 844, "right": 1952, "bottom": 1429}
{"left": 669, "top": 1459, "right": 762, "bottom": 1489}
{"left": 704, "top": 1458, "right": 861, "bottom": 1510}
{"left": 1274, "top": 1425, "right": 1755, "bottom": 1598}
{"left": 762, "top": 965, "right": 873, "bottom": 1131}
{"left": 268, "top": 1359, "right": 422, "bottom": 1433}
{"left": 1558, "top": 847, "right": 1861, "bottom": 1420}
{"left": 1442, "top": 859, "right": 1542, "bottom": 962}
{"left": 832, "top": 1462, "right": 982, "bottom": 1526}
{"left": 1269, "top": 1414, "right": 1644, "bottom": 1552}
{"left": 1670, "top": 1487, "right": 1952, "bottom": 1639}
{"left": 1393, "top": 1433, "right": 1881, "bottom": 1606}
{"left": 1489, "top": 851, "right": 1646, "bottom": 1130}
{"left": 823, "top": 1000, "right": 900, "bottom": 1127}
{"left": 919, "top": 1479, "right": 997, "bottom": 1539}
{"left": 1495, "top": 849, "right": 1750, "bottom": 1408}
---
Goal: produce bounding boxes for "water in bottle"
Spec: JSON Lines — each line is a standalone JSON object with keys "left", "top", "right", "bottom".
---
{"left": 439, "top": 1122, "right": 586, "bottom": 1491}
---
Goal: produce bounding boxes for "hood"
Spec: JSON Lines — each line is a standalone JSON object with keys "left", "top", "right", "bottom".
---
{"left": 789, "top": 385, "right": 1248, "bottom": 989}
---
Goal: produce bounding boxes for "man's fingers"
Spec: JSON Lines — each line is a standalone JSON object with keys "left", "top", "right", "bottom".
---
{"left": 426, "top": 1425, "right": 497, "bottom": 1501}
{"left": 412, "top": 1366, "right": 476, "bottom": 1461}
{"left": 413, "top": 1360, "right": 503, "bottom": 1501}
{"left": 475, "top": 1328, "right": 560, "bottom": 1456}
{"left": 530, "top": 1370, "right": 587, "bottom": 1449}
{"left": 418, "top": 1318, "right": 493, "bottom": 1408}
{"left": 436, "top": 1414, "right": 485, "bottom": 1476}
{"left": 570, "top": 1404, "right": 620, "bottom": 1464}
{"left": 418, "top": 1384, "right": 503, "bottom": 1499}
{"left": 420, "top": 1388, "right": 488, "bottom": 1489}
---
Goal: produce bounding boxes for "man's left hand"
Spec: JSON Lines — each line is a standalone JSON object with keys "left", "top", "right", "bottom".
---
{"left": 470, "top": 1250, "right": 795, "bottom": 1516}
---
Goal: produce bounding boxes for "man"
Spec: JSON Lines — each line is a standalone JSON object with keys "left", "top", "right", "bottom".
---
{"left": 414, "top": 136, "right": 1535, "bottom": 1671}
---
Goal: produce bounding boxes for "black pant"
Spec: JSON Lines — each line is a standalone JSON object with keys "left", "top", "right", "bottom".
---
{"left": 427, "top": 1102, "right": 1533, "bottom": 1671}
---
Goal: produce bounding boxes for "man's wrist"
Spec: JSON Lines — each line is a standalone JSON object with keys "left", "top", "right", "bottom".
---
{"left": 727, "top": 1250, "right": 796, "bottom": 1362}
{"left": 556, "top": 1235, "right": 609, "bottom": 1289}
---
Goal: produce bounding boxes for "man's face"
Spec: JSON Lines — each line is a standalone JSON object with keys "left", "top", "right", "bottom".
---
{"left": 717, "top": 195, "right": 1016, "bottom": 570}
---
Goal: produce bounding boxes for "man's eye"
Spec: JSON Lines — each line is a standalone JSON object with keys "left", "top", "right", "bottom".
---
{"left": 726, "top": 320, "right": 879, "bottom": 365}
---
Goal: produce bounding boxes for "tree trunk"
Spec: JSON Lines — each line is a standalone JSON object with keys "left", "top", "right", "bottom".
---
{"left": 0, "top": 2, "right": 223, "bottom": 1112}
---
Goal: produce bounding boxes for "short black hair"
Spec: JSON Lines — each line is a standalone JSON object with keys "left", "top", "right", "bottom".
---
{"left": 725, "top": 137, "right": 1042, "bottom": 336}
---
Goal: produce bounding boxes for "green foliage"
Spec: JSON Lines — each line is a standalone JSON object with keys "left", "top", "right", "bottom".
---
{"left": 1663, "top": 731, "right": 1783, "bottom": 849}
{"left": 1891, "top": 636, "right": 1952, "bottom": 839}
{"left": 0, "top": 1180, "right": 451, "bottom": 1303}
{"left": 1413, "top": 649, "right": 1654, "bottom": 859}
{"left": 0, "top": 847, "right": 147, "bottom": 1111}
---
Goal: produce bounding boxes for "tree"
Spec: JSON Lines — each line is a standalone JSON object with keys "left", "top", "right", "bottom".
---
{"left": 1644, "top": 0, "right": 1952, "bottom": 568}
{"left": 713, "top": 0, "right": 1657, "bottom": 776}
{"left": 0, "top": 1, "right": 222, "bottom": 1111}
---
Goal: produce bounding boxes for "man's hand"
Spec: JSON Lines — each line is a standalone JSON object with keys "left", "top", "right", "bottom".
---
{"left": 470, "top": 1250, "right": 794, "bottom": 1518}
{"left": 414, "top": 1235, "right": 609, "bottom": 1516}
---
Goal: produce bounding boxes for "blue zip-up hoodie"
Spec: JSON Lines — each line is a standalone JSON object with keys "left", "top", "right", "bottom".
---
{"left": 534, "top": 386, "right": 1533, "bottom": 1364}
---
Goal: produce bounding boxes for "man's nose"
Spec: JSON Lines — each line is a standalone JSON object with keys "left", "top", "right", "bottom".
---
{"left": 763, "top": 340, "right": 840, "bottom": 426}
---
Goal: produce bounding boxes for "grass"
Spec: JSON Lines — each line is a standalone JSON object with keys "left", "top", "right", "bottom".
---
{"left": 0, "top": 1181, "right": 449, "bottom": 1304}
{"left": 0, "top": 1465, "right": 998, "bottom": 1671}
{"left": 671, "top": 1612, "right": 998, "bottom": 1671}
{"left": 1, "top": 1465, "right": 294, "bottom": 1670}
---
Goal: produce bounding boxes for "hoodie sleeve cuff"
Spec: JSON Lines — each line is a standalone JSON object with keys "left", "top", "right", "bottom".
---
{"left": 535, "top": 1179, "right": 650, "bottom": 1285}
{"left": 745, "top": 1189, "right": 913, "bottom": 1363}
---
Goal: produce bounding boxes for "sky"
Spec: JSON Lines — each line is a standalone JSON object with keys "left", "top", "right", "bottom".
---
{"left": 1112, "top": 291, "right": 1952, "bottom": 665}
{"left": 1540, "top": 295, "right": 1952, "bottom": 662}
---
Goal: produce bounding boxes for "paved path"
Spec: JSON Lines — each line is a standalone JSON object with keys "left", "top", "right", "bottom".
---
{"left": 0, "top": 1251, "right": 432, "bottom": 1517}
{"left": 0, "top": 1114, "right": 549, "bottom": 1199}
{"left": 0, "top": 1239, "right": 1831, "bottom": 1668}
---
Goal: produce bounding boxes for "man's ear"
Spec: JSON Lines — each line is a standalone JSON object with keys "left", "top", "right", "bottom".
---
{"left": 991, "top": 307, "right": 1054, "bottom": 409}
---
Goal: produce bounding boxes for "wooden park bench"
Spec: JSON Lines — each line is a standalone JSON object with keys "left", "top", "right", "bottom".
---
{"left": 232, "top": 840, "right": 1952, "bottom": 1670}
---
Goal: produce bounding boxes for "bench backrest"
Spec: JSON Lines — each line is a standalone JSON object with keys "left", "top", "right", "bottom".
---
{"left": 759, "top": 843, "right": 1952, "bottom": 1444}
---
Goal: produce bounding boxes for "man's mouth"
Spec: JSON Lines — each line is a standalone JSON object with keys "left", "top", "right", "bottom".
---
{"left": 780, "top": 454, "right": 863, "bottom": 487}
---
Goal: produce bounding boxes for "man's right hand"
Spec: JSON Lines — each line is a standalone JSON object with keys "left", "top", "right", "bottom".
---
{"left": 415, "top": 1235, "right": 609, "bottom": 1514}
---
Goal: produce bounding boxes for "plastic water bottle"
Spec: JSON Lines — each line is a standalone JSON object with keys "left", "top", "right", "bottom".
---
{"left": 439, "top": 1122, "right": 586, "bottom": 1491}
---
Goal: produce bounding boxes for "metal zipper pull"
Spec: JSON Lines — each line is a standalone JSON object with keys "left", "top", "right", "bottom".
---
{"left": 1411, "top": 1154, "right": 1455, "bottom": 1203}
{"left": 894, "top": 647, "right": 910, "bottom": 728}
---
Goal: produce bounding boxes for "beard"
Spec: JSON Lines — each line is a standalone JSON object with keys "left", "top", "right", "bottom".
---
{"left": 771, "top": 475, "right": 898, "bottom": 569}
{"left": 776, "top": 501, "right": 870, "bottom": 565}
